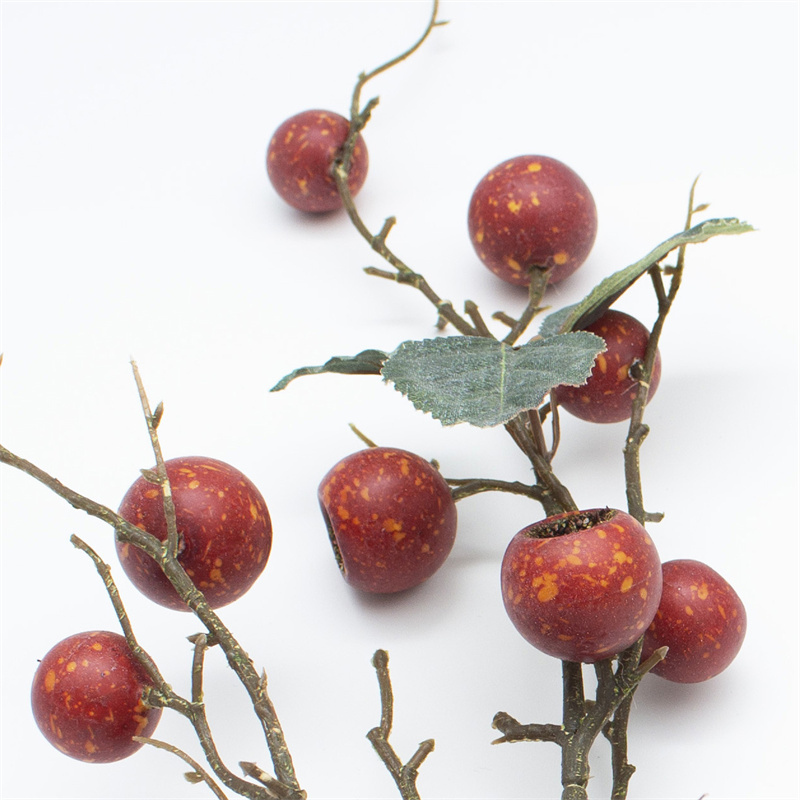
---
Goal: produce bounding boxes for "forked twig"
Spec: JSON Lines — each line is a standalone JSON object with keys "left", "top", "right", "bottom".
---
{"left": 134, "top": 737, "right": 230, "bottom": 800}
{"left": 367, "top": 650, "right": 435, "bottom": 800}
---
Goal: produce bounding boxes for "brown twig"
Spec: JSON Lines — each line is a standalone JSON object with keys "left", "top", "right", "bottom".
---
{"left": 331, "top": 2, "right": 479, "bottom": 337}
{"left": 69, "top": 533, "right": 273, "bottom": 799}
{"left": 0, "top": 441, "right": 300, "bottom": 796}
{"left": 624, "top": 176, "right": 700, "bottom": 524}
{"left": 367, "top": 650, "right": 435, "bottom": 800}
{"left": 134, "top": 737, "right": 231, "bottom": 800}
{"left": 493, "top": 648, "right": 666, "bottom": 800}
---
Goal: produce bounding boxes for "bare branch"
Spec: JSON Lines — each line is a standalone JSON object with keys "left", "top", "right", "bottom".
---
{"left": 367, "top": 650, "right": 434, "bottom": 800}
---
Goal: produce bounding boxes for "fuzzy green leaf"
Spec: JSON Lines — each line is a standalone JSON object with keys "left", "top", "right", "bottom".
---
{"left": 270, "top": 349, "right": 389, "bottom": 392}
{"left": 381, "top": 333, "right": 605, "bottom": 428}
{"left": 540, "top": 217, "right": 754, "bottom": 336}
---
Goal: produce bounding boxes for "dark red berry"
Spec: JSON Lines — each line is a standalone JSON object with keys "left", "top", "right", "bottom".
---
{"left": 642, "top": 559, "right": 747, "bottom": 683}
{"left": 116, "top": 456, "right": 272, "bottom": 610}
{"left": 554, "top": 309, "right": 661, "bottom": 424}
{"left": 318, "top": 447, "right": 457, "bottom": 593}
{"left": 501, "top": 508, "right": 662, "bottom": 663}
{"left": 31, "top": 631, "right": 162, "bottom": 763}
{"left": 266, "top": 109, "right": 368, "bottom": 213}
{"left": 467, "top": 155, "right": 597, "bottom": 286}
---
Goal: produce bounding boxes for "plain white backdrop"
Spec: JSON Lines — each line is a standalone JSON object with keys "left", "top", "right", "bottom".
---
{"left": 2, "top": 2, "right": 798, "bottom": 799}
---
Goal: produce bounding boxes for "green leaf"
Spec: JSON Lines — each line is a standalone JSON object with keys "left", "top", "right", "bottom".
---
{"left": 540, "top": 217, "right": 754, "bottom": 336}
{"left": 270, "top": 349, "right": 389, "bottom": 392}
{"left": 381, "top": 333, "right": 605, "bottom": 428}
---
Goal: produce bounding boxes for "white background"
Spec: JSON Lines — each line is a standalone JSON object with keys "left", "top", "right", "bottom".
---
{"left": 2, "top": 2, "right": 798, "bottom": 799}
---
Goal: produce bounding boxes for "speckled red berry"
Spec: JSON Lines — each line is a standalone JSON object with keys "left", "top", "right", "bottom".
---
{"left": 554, "top": 309, "right": 661, "bottom": 424}
{"left": 318, "top": 447, "right": 457, "bottom": 593}
{"left": 501, "top": 508, "right": 662, "bottom": 663}
{"left": 467, "top": 155, "right": 597, "bottom": 286}
{"left": 116, "top": 456, "right": 272, "bottom": 611}
{"left": 31, "top": 631, "right": 161, "bottom": 763}
{"left": 641, "top": 559, "right": 747, "bottom": 683}
{"left": 266, "top": 109, "right": 368, "bottom": 213}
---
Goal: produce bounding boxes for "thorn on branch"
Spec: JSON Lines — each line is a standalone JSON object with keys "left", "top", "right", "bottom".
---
{"left": 491, "top": 711, "right": 564, "bottom": 746}
{"left": 464, "top": 300, "right": 493, "bottom": 337}
{"left": 374, "top": 216, "right": 397, "bottom": 248}
{"left": 151, "top": 401, "right": 165, "bottom": 429}
{"left": 635, "top": 646, "right": 668, "bottom": 678}
{"left": 240, "top": 762, "right": 308, "bottom": 800}
{"left": 364, "top": 266, "right": 398, "bottom": 281}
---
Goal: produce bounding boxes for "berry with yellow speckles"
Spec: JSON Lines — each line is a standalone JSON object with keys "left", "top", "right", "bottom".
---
{"left": 116, "top": 456, "right": 272, "bottom": 610}
{"left": 30, "top": 631, "right": 162, "bottom": 763}
{"left": 641, "top": 559, "right": 747, "bottom": 683}
{"left": 467, "top": 155, "right": 597, "bottom": 286}
{"left": 501, "top": 508, "right": 662, "bottom": 663}
{"left": 553, "top": 309, "right": 662, "bottom": 424}
{"left": 317, "top": 447, "right": 457, "bottom": 593}
{"left": 267, "top": 109, "right": 368, "bottom": 213}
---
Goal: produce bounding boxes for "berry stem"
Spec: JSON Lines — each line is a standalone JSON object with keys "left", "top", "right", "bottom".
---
{"left": 502, "top": 266, "right": 552, "bottom": 346}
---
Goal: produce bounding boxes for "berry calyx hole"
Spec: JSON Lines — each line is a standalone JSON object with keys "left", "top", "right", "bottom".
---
{"left": 319, "top": 503, "right": 346, "bottom": 576}
{"left": 525, "top": 508, "right": 616, "bottom": 539}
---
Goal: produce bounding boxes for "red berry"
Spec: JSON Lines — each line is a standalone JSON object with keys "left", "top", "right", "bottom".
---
{"left": 318, "top": 447, "right": 458, "bottom": 593}
{"left": 467, "top": 155, "right": 597, "bottom": 286}
{"left": 31, "top": 631, "right": 162, "bottom": 763}
{"left": 501, "top": 509, "right": 662, "bottom": 663}
{"left": 116, "top": 456, "right": 272, "bottom": 611}
{"left": 642, "top": 559, "right": 747, "bottom": 683}
{"left": 266, "top": 109, "right": 368, "bottom": 213}
{"left": 554, "top": 309, "right": 661, "bottom": 424}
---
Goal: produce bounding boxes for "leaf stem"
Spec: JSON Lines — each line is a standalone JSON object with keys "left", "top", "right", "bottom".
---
{"left": 447, "top": 477, "right": 546, "bottom": 504}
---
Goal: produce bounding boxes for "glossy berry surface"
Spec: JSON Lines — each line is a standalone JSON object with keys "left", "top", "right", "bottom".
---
{"left": 116, "top": 456, "right": 272, "bottom": 610}
{"left": 467, "top": 155, "right": 597, "bottom": 286}
{"left": 554, "top": 309, "right": 662, "bottom": 424}
{"left": 318, "top": 447, "right": 457, "bottom": 593}
{"left": 642, "top": 559, "right": 747, "bottom": 683}
{"left": 266, "top": 109, "right": 368, "bottom": 213}
{"left": 31, "top": 631, "right": 161, "bottom": 763}
{"left": 501, "top": 508, "right": 662, "bottom": 663}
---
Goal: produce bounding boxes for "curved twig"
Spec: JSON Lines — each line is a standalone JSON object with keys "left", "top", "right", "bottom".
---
{"left": 331, "top": 2, "right": 478, "bottom": 337}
